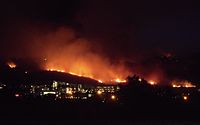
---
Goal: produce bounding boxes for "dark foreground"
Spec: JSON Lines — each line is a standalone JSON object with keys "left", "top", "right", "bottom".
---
{"left": 1, "top": 95, "right": 200, "bottom": 125}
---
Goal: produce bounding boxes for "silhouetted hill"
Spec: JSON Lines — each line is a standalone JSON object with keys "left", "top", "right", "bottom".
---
{"left": 27, "top": 70, "right": 101, "bottom": 86}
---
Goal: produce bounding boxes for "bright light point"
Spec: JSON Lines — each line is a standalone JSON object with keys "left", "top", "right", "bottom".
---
{"left": 7, "top": 62, "right": 16, "bottom": 68}
{"left": 183, "top": 96, "right": 188, "bottom": 101}
{"left": 149, "top": 80, "right": 156, "bottom": 85}
{"left": 66, "top": 88, "right": 73, "bottom": 95}
{"left": 67, "top": 91, "right": 72, "bottom": 95}
{"left": 97, "top": 90, "right": 102, "bottom": 95}
{"left": 138, "top": 78, "right": 142, "bottom": 82}
{"left": 15, "top": 94, "right": 20, "bottom": 97}
{"left": 111, "top": 95, "right": 116, "bottom": 100}
{"left": 98, "top": 80, "right": 103, "bottom": 83}
{"left": 43, "top": 91, "right": 56, "bottom": 95}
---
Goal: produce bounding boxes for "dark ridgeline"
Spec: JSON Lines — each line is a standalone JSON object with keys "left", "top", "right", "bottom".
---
{"left": 0, "top": 59, "right": 200, "bottom": 124}
{"left": 0, "top": 72, "right": 200, "bottom": 123}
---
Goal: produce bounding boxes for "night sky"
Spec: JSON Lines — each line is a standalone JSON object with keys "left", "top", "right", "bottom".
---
{"left": 0, "top": 0, "right": 200, "bottom": 83}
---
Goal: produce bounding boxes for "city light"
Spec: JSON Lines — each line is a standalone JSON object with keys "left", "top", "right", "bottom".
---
{"left": 15, "top": 94, "right": 20, "bottom": 97}
{"left": 43, "top": 91, "right": 56, "bottom": 95}
{"left": 111, "top": 95, "right": 116, "bottom": 100}
{"left": 97, "top": 90, "right": 102, "bottom": 95}
{"left": 66, "top": 88, "right": 73, "bottom": 95}
{"left": 183, "top": 96, "right": 188, "bottom": 101}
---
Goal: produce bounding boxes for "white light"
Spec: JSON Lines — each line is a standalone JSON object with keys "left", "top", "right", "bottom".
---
{"left": 15, "top": 94, "right": 20, "bottom": 97}
{"left": 43, "top": 91, "right": 56, "bottom": 95}
{"left": 111, "top": 95, "right": 116, "bottom": 100}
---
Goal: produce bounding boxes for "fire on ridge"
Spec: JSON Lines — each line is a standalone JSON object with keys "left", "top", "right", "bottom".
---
{"left": 46, "top": 67, "right": 127, "bottom": 84}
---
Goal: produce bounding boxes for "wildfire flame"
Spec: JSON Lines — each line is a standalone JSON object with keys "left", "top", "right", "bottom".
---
{"left": 24, "top": 27, "right": 132, "bottom": 84}
{"left": 7, "top": 62, "right": 17, "bottom": 68}
{"left": 46, "top": 66, "right": 127, "bottom": 83}
{"left": 171, "top": 80, "right": 196, "bottom": 88}
{"left": 148, "top": 80, "right": 157, "bottom": 85}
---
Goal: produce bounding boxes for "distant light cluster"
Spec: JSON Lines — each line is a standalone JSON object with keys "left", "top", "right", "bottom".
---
{"left": 14, "top": 80, "right": 120, "bottom": 102}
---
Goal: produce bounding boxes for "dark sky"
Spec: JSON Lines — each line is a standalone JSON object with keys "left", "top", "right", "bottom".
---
{"left": 0, "top": 0, "right": 200, "bottom": 58}
{"left": 0, "top": 0, "right": 200, "bottom": 83}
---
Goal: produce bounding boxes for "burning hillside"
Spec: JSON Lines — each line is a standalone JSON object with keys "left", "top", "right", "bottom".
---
{"left": 36, "top": 28, "right": 132, "bottom": 83}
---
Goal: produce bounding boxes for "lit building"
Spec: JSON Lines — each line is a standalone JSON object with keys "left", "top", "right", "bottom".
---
{"left": 22, "top": 80, "right": 120, "bottom": 101}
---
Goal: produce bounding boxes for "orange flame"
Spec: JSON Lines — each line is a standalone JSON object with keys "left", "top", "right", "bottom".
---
{"left": 46, "top": 66, "right": 128, "bottom": 84}
{"left": 171, "top": 80, "right": 196, "bottom": 88}
{"left": 26, "top": 27, "right": 132, "bottom": 84}
{"left": 7, "top": 62, "right": 17, "bottom": 68}
{"left": 148, "top": 80, "right": 157, "bottom": 85}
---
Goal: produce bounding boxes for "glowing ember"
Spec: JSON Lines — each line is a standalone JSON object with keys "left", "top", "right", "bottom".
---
{"left": 171, "top": 80, "right": 196, "bottom": 88}
{"left": 98, "top": 80, "right": 103, "bottom": 83}
{"left": 148, "top": 80, "right": 156, "bottom": 85}
{"left": 47, "top": 68, "right": 65, "bottom": 73}
{"left": 7, "top": 62, "right": 16, "bottom": 68}
{"left": 115, "top": 78, "right": 126, "bottom": 83}
{"left": 46, "top": 67, "right": 127, "bottom": 84}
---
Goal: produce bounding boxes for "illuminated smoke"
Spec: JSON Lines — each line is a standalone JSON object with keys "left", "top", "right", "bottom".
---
{"left": 27, "top": 27, "right": 132, "bottom": 83}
